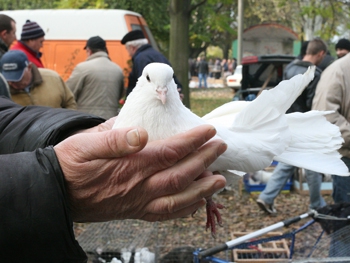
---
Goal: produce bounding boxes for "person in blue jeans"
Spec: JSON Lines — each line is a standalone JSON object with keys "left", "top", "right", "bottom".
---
{"left": 197, "top": 56, "right": 209, "bottom": 88}
{"left": 257, "top": 162, "right": 326, "bottom": 215}
{"left": 256, "top": 38, "right": 328, "bottom": 215}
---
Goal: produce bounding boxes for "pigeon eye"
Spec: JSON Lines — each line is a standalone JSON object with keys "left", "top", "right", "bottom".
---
{"left": 146, "top": 75, "right": 150, "bottom": 82}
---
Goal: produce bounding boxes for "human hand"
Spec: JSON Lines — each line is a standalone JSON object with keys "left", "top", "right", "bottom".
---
{"left": 54, "top": 125, "right": 227, "bottom": 222}
{"left": 76, "top": 116, "right": 117, "bottom": 134}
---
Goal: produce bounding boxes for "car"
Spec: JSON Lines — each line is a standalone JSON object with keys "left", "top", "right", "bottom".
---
{"left": 233, "top": 55, "right": 296, "bottom": 101}
{"left": 226, "top": 65, "right": 242, "bottom": 90}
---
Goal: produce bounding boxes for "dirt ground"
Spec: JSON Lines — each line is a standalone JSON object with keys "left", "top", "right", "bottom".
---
{"left": 74, "top": 180, "right": 336, "bottom": 262}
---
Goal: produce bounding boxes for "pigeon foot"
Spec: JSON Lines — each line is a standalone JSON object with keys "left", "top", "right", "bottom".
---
{"left": 206, "top": 198, "right": 225, "bottom": 238}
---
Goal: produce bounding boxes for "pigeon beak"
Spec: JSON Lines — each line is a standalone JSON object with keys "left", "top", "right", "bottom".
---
{"left": 156, "top": 87, "right": 168, "bottom": 104}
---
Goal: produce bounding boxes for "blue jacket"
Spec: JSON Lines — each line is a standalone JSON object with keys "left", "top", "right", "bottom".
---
{"left": 127, "top": 44, "right": 182, "bottom": 97}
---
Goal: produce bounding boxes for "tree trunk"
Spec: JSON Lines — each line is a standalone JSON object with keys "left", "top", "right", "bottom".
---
{"left": 169, "top": 0, "right": 191, "bottom": 108}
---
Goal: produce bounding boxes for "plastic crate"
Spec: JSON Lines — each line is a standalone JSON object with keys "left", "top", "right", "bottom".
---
{"left": 242, "top": 161, "right": 291, "bottom": 194}
{"left": 243, "top": 178, "right": 292, "bottom": 194}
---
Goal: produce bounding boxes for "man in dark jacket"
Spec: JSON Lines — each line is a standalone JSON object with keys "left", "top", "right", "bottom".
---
{"left": 335, "top": 38, "right": 350, "bottom": 58}
{"left": 283, "top": 39, "right": 326, "bottom": 113}
{"left": 0, "top": 97, "right": 226, "bottom": 262}
{"left": 121, "top": 30, "right": 182, "bottom": 97}
{"left": 257, "top": 38, "right": 328, "bottom": 215}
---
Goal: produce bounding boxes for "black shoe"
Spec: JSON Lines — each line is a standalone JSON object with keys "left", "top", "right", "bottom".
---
{"left": 256, "top": 198, "right": 277, "bottom": 216}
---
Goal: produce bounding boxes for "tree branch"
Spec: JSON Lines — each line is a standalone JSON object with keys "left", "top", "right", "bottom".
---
{"left": 189, "top": 0, "right": 207, "bottom": 13}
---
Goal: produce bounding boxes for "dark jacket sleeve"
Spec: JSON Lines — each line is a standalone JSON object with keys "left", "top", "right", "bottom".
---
{"left": 0, "top": 147, "right": 87, "bottom": 263}
{"left": 0, "top": 74, "right": 10, "bottom": 98}
{"left": 0, "top": 98, "right": 106, "bottom": 262}
{"left": 0, "top": 97, "right": 105, "bottom": 154}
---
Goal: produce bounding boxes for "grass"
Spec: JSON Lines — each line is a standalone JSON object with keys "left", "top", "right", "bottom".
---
{"left": 189, "top": 88, "right": 234, "bottom": 117}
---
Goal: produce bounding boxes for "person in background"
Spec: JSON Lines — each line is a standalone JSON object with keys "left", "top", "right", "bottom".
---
{"left": 335, "top": 38, "right": 350, "bottom": 59}
{"left": 121, "top": 30, "right": 182, "bottom": 97}
{"left": 66, "top": 36, "right": 124, "bottom": 119}
{"left": 189, "top": 58, "right": 196, "bottom": 78}
{"left": 11, "top": 19, "right": 45, "bottom": 68}
{"left": 0, "top": 14, "right": 16, "bottom": 98}
{"left": 256, "top": 38, "right": 328, "bottom": 215}
{"left": 227, "top": 59, "right": 234, "bottom": 75}
{"left": 213, "top": 58, "right": 222, "bottom": 79}
{"left": 313, "top": 52, "right": 350, "bottom": 204}
{"left": 312, "top": 52, "right": 350, "bottom": 259}
{"left": 0, "top": 14, "right": 16, "bottom": 58}
{"left": 317, "top": 50, "right": 334, "bottom": 71}
{"left": 197, "top": 56, "right": 209, "bottom": 88}
{"left": 232, "top": 58, "right": 237, "bottom": 73}
{"left": 0, "top": 97, "right": 226, "bottom": 262}
{"left": 208, "top": 58, "right": 214, "bottom": 78}
{"left": 221, "top": 58, "right": 229, "bottom": 77}
{"left": 0, "top": 50, "right": 76, "bottom": 109}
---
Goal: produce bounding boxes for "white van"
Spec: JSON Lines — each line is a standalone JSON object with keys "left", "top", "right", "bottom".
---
{"left": 1, "top": 9, "right": 158, "bottom": 80}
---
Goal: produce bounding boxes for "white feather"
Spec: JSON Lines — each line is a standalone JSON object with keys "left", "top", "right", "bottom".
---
{"left": 113, "top": 63, "right": 349, "bottom": 180}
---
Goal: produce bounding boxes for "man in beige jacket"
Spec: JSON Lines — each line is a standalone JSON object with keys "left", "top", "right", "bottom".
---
{"left": 312, "top": 52, "right": 350, "bottom": 204}
{"left": 66, "top": 36, "right": 124, "bottom": 119}
{"left": 0, "top": 50, "right": 76, "bottom": 109}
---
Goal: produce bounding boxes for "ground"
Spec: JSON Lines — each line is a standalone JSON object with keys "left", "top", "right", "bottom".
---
{"left": 74, "top": 185, "right": 334, "bottom": 262}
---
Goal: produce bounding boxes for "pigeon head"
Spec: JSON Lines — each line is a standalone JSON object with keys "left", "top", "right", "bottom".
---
{"left": 140, "top": 63, "right": 175, "bottom": 104}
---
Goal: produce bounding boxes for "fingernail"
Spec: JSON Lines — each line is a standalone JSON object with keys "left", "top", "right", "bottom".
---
{"left": 217, "top": 142, "right": 227, "bottom": 155}
{"left": 213, "top": 180, "right": 226, "bottom": 192}
{"left": 205, "top": 127, "right": 217, "bottom": 140}
{"left": 126, "top": 129, "right": 140, "bottom": 146}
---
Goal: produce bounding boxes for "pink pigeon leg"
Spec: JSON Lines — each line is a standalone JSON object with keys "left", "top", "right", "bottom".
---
{"left": 206, "top": 197, "right": 225, "bottom": 238}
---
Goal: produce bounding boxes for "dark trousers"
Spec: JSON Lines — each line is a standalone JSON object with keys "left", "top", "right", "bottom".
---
{"left": 332, "top": 157, "right": 350, "bottom": 203}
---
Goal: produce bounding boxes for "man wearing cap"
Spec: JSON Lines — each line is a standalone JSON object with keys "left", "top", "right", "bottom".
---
{"left": 0, "top": 50, "right": 76, "bottom": 109}
{"left": 335, "top": 38, "right": 350, "bottom": 59}
{"left": 10, "top": 20, "right": 45, "bottom": 68}
{"left": 121, "top": 30, "right": 182, "bottom": 97}
{"left": 66, "top": 36, "right": 124, "bottom": 119}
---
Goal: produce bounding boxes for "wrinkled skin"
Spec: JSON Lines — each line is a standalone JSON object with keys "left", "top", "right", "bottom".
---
{"left": 54, "top": 121, "right": 227, "bottom": 223}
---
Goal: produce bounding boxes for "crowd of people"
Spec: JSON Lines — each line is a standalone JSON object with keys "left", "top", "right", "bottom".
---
{"left": 0, "top": 16, "right": 183, "bottom": 114}
{"left": 189, "top": 56, "right": 237, "bottom": 87}
{"left": 1, "top": 11, "right": 350, "bottom": 261}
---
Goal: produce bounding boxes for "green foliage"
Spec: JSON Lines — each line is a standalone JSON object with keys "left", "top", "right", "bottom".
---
{"left": 189, "top": 0, "right": 238, "bottom": 58}
{"left": 0, "top": 0, "right": 58, "bottom": 10}
{"left": 243, "top": 0, "right": 349, "bottom": 41}
{"left": 206, "top": 46, "right": 223, "bottom": 59}
{"left": 104, "top": 0, "right": 171, "bottom": 55}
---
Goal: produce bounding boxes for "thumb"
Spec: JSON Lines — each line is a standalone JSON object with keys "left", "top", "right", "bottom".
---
{"left": 55, "top": 127, "right": 148, "bottom": 161}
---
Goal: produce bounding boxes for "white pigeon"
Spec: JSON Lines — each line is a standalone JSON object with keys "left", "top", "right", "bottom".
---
{"left": 113, "top": 62, "right": 349, "bottom": 236}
